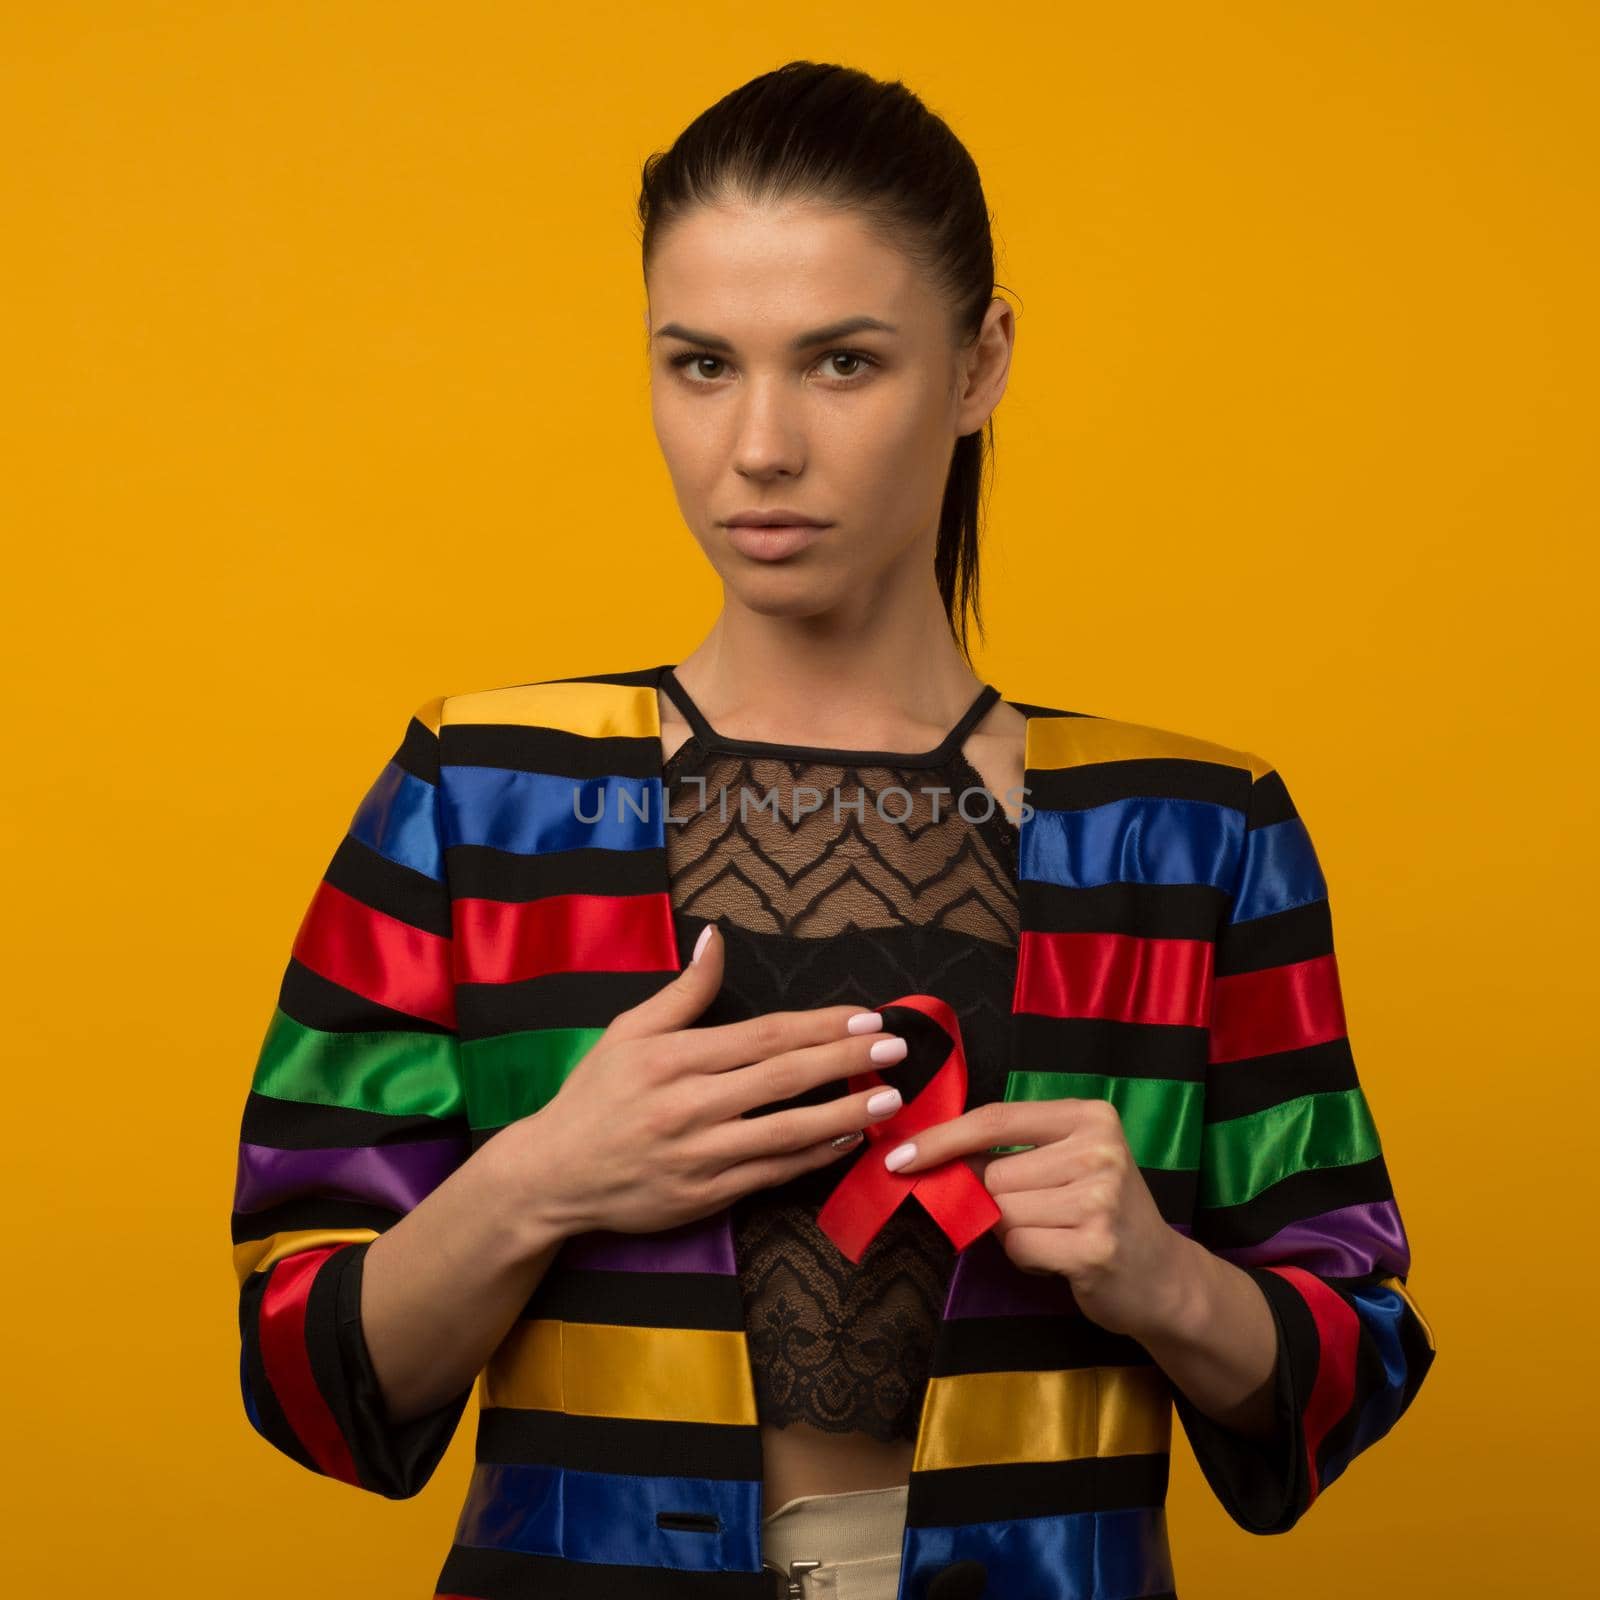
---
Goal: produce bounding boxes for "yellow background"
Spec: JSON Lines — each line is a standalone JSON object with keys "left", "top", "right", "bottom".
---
{"left": 3, "top": 3, "right": 1593, "bottom": 1594}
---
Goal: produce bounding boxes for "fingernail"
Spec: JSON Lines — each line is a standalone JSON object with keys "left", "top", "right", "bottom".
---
{"left": 866, "top": 1088, "right": 902, "bottom": 1117}
{"left": 868, "top": 1036, "right": 907, "bottom": 1064}
{"left": 691, "top": 924, "right": 713, "bottom": 963}
{"left": 846, "top": 1011, "right": 884, "bottom": 1034}
{"left": 884, "top": 1142, "right": 917, "bottom": 1172}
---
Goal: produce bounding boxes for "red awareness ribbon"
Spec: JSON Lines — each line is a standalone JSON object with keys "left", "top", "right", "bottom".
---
{"left": 815, "top": 993, "right": 1002, "bottom": 1265}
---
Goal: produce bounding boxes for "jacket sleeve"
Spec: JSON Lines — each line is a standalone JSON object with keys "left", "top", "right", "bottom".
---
{"left": 230, "top": 697, "right": 476, "bottom": 1499}
{"left": 1173, "top": 757, "right": 1437, "bottom": 1534}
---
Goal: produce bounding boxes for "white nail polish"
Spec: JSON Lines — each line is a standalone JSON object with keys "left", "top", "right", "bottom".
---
{"left": 866, "top": 1088, "right": 901, "bottom": 1117}
{"left": 884, "top": 1142, "right": 917, "bottom": 1172}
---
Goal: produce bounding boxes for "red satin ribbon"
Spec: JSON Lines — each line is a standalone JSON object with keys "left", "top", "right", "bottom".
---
{"left": 815, "top": 993, "right": 1002, "bottom": 1265}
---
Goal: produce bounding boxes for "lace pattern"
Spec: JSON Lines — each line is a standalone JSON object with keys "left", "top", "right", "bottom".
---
{"left": 662, "top": 733, "right": 1019, "bottom": 1441}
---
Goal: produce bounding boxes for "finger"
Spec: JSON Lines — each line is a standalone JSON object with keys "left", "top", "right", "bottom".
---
{"left": 604, "top": 920, "right": 728, "bottom": 1043}
{"left": 886, "top": 1097, "right": 1115, "bottom": 1176}
{"left": 993, "top": 1179, "right": 1115, "bottom": 1232}
{"left": 981, "top": 1136, "right": 1124, "bottom": 1196}
{"left": 656, "top": 999, "right": 889, "bottom": 1077}
{"left": 703, "top": 1076, "right": 907, "bottom": 1180}
{"left": 706, "top": 1027, "right": 913, "bottom": 1122}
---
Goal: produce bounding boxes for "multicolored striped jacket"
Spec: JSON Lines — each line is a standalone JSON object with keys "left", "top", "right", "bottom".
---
{"left": 230, "top": 662, "right": 1436, "bottom": 1600}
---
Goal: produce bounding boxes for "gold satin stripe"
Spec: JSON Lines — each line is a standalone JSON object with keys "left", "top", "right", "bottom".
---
{"left": 411, "top": 694, "right": 446, "bottom": 736}
{"left": 480, "top": 1318, "right": 758, "bottom": 1426}
{"left": 1026, "top": 715, "right": 1269, "bottom": 779}
{"left": 1380, "top": 1274, "right": 1437, "bottom": 1352}
{"left": 441, "top": 679, "right": 661, "bottom": 740}
{"left": 232, "top": 1227, "right": 378, "bottom": 1287}
{"left": 912, "top": 1364, "right": 1171, "bottom": 1472}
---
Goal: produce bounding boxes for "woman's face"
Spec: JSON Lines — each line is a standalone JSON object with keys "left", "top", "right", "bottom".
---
{"left": 645, "top": 198, "right": 1010, "bottom": 619}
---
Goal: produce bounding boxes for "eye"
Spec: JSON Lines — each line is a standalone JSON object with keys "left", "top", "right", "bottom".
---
{"left": 667, "top": 348, "right": 880, "bottom": 387}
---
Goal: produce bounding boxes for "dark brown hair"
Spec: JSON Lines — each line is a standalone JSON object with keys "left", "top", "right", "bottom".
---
{"left": 636, "top": 60, "right": 1013, "bottom": 663}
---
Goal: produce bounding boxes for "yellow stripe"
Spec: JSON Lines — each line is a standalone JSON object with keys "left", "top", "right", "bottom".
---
{"left": 411, "top": 694, "right": 446, "bottom": 736}
{"left": 232, "top": 1227, "right": 378, "bottom": 1288}
{"left": 1379, "top": 1274, "right": 1437, "bottom": 1352}
{"left": 481, "top": 1319, "right": 757, "bottom": 1426}
{"left": 1026, "top": 714, "right": 1268, "bottom": 779}
{"left": 912, "top": 1364, "right": 1171, "bottom": 1472}
{"left": 441, "top": 679, "right": 662, "bottom": 740}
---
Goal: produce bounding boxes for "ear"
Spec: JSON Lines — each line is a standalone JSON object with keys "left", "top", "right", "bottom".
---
{"left": 955, "top": 296, "right": 1014, "bottom": 437}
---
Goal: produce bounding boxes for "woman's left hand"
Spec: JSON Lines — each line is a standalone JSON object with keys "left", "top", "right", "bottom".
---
{"left": 888, "top": 1098, "right": 1190, "bottom": 1341}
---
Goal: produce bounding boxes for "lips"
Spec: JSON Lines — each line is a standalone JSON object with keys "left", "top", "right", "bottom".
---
{"left": 724, "top": 522, "right": 828, "bottom": 561}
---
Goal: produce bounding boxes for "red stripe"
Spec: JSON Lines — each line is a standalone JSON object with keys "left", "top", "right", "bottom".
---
{"left": 257, "top": 1247, "right": 361, "bottom": 1487}
{"left": 1014, "top": 930, "right": 1212, "bottom": 1027}
{"left": 1208, "top": 952, "right": 1346, "bottom": 1064}
{"left": 1266, "top": 1264, "right": 1360, "bottom": 1502}
{"left": 291, "top": 878, "right": 455, "bottom": 1027}
{"left": 453, "top": 892, "right": 679, "bottom": 983}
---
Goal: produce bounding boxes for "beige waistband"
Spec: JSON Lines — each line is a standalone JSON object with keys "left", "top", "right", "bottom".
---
{"left": 761, "top": 1483, "right": 909, "bottom": 1597}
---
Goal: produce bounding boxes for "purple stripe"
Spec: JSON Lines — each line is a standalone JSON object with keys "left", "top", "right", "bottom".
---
{"left": 233, "top": 1138, "right": 467, "bottom": 1216}
{"left": 558, "top": 1211, "right": 736, "bottom": 1274}
{"left": 1214, "top": 1200, "right": 1411, "bottom": 1280}
{"left": 944, "top": 1228, "right": 1079, "bottom": 1318}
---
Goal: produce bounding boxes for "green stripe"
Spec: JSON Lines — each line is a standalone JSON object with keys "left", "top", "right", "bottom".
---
{"left": 251, "top": 1007, "right": 463, "bottom": 1118}
{"left": 1199, "top": 1088, "right": 1381, "bottom": 1209}
{"left": 461, "top": 1026, "right": 605, "bottom": 1129}
{"left": 1002, "top": 1071, "right": 1204, "bottom": 1171}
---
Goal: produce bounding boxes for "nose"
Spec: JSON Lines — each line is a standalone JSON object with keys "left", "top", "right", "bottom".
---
{"left": 731, "top": 380, "right": 806, "bottom": 480}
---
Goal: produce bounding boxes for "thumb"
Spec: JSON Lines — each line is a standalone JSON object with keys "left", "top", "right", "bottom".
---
{"left": 605, "top": 920, "right": 723, "bottom": 1043}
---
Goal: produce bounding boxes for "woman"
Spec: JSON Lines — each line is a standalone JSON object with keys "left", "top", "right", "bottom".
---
{"left": 229, "top": 61, "right": 1435, "bottom": 1600}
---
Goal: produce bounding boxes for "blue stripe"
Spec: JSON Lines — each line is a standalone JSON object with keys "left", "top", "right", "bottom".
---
{"left": 440, "top": 766, "right": 663, "bottom": 855}
{"left": 1230, "top": 814, "right": 1327, "bottom": 923}
{"left": 902, "top": 1506, "right": 1173, "bottom": 1599}
{"left": 1020, "top": 796, "right": 1241, "bottom": 891}
{"left": 1317, "top": 1283, "right": 1413, "bottom": 1492}
{"left": 348, "top": 761, "right": 443, "bottom": 880}
{"left": 453, "top": 1461, "right": 761, "bottom": 1572}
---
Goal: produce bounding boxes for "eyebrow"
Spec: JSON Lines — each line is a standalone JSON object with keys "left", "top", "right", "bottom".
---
{"left": 651, "top": 315, "right": 899, "bottom": 353}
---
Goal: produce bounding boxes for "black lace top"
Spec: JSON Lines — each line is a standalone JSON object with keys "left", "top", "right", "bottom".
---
{"left": 658, "top": 666, "right": 1020, "bottom": 1443}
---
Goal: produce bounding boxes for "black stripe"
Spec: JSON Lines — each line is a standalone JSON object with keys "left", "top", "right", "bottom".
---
{"left": 1025, "top": 756, "right": 1251, "bottom": 814}
{"left": 322, "top": 831, "right": 454, "bottom": 938}
{"left": 237, "top": 1087, "right": 467, "bottom": 1152}
{"left": 231, "top": 1194, "right": 398, "bottom": 1246}
{"left": 524, "top": 1265, "right": 748, "bottom": 1332}
{"left": 1246, "top": 768, "right": 1297, "bottom": 829}
{"left": 1009, "top": 1014, "right": 1211, "bottom": 1085}
{"left": 443, "top": 722, "right": 665, "bottom": 780}
{"left": 434, "top": 1543, "right": 774, "bottom": 1599}
{"left": 1214, "top": 897, "right": 1333, "bottom": 975}
{"left": 446, "top": 838, "right": 671, "bottom": 901}
{"left": 458, "top": 967, "right": 677, "bottom": 1039}
{"left": 1020, "top": 878, "right": 1222, "bottom": 940}
{"left": 907, "top": 1451, "right": 1169, "bottom": 1527}
{"left": 279, "top": 957, "right": 455, "bottom": 1036}
{"left": 1144, "top": 1166, "right": 1198, "bottom": 1224}
{"left": 395, "top": 714, "right": 441, "bottom": 785}
{"left": 1005, "top": 700, "right": 1082, "bottom": 719}
{"left": 1201, "top": 1037, "right": 1359, "bottom": 1123}
{"left": 931, "top": 1312, "right": 1155, "bottom": 1376}
{"left": 1195, "top": 1155, "right": 1396, "bottom": 1251}
{"left": 476, "top": 1406, "right": 762, "bottom": 1480}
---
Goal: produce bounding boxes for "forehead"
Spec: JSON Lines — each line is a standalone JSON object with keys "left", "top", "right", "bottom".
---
{"left": 646, "top": 199, "right": 931, "bottom": 330}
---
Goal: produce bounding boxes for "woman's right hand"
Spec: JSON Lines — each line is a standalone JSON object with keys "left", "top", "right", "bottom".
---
{"left": 500, "top": 922, "right": 909, "bottom": 1239}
